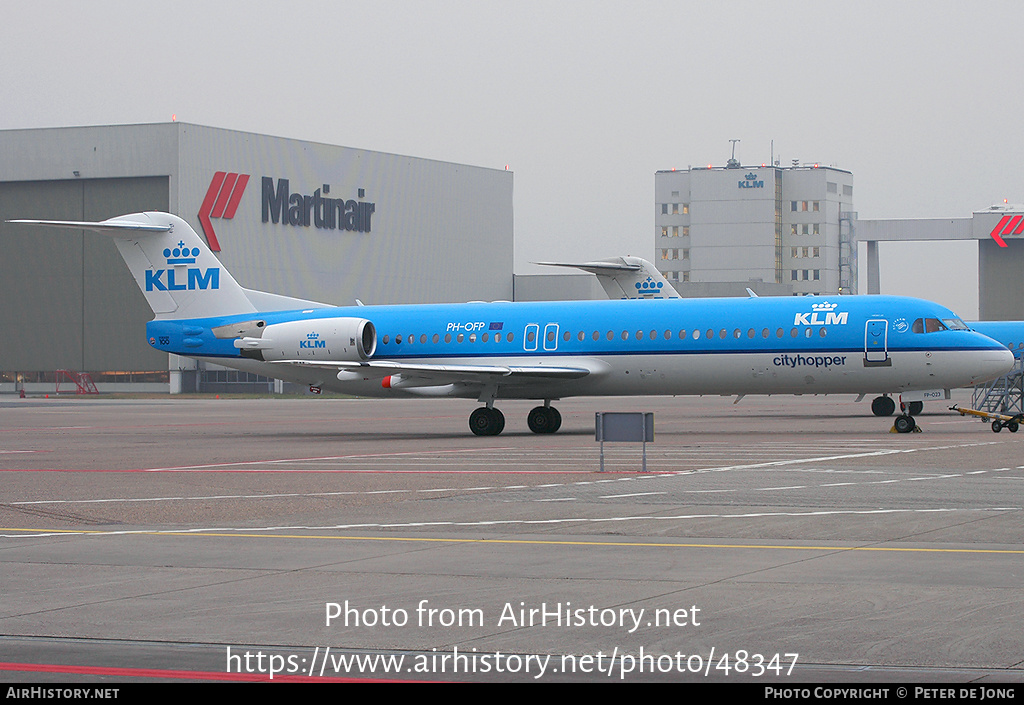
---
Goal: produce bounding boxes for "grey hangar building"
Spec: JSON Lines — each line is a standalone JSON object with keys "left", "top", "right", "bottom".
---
{"left": 0, "top": 123, "right": 513, "bottom": 394}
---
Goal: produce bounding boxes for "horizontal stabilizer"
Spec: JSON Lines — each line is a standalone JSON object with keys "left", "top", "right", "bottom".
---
{"left": 9, "top": 217, "right": 172, "bottom": 234}
{"left": 9, "top": 212, "right": 256, "bottom": 320}
{"left": 535, "top": 256, "right": 678, "bottom": 300}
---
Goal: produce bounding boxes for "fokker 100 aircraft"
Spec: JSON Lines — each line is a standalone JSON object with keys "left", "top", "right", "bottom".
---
{"left": 11, "top": 212, "right": 1015, "bottom": 435}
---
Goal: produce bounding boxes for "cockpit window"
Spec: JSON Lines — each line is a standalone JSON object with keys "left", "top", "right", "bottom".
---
{"left": 912, "top": 317, "right": 954, "bottom": 333}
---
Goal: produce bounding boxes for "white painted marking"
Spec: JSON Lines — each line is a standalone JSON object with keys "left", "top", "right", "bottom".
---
{"left": 3, "top": 507, "right": 1017, "bottom": 539}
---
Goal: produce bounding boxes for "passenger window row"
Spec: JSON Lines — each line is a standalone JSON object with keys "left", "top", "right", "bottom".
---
{"left": 380, "top": 327, "right": 828, "bottom": 346}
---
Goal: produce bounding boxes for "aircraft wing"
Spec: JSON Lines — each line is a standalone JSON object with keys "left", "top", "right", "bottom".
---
{"left": 272, "top": 358, "right": 595, "bottom": 386}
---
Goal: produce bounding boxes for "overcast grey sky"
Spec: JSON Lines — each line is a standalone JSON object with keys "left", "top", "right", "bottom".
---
{"left": 3, "top": 0, "right": 1020, "bottom": 316}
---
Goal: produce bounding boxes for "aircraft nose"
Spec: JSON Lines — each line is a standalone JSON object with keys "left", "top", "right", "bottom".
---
{"left": 970, "top": 346, "right": 1016, "bottom": 384}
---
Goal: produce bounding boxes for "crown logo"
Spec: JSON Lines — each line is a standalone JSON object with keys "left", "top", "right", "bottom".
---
{"left": 744, "top": 172, "right": 757, "bottom": 180}
{"left": 811, "top": 301, "right": 838, "bottom": 311}
{"left": 164, "top": 241, "right": 199, "bottom": 265}
{"left": 307, "top": 332, "right": 320, "bottom": 339}
{"left": 635, "top": 277, "right": 665, "bottom": 292}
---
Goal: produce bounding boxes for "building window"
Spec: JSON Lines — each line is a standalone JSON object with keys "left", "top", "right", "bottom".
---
{"left": 812, "top": 201, "right": 820, "bottom": 212}
{"left": 661, "top": 226, "right": 669, "bottom": 237}
{"left": 661, "top": 203, "right": 668, "bottom": 214}
{"left": 671, "top": 203, "right": 679, "bottom": 214}
{"left": 791, "top": 201, "right": 798, "bottom": 212}
{"left": 812, "top": 223, "right": 820, "bottom": 235}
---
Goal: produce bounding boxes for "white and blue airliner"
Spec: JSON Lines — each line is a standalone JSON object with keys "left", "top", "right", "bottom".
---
{"left": 12, "top": 212, "right": 1014, "bottom": 435}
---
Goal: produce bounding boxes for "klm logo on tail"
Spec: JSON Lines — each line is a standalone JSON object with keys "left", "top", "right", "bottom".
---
{"left": 145, "top": 241, "right": 221, "bottom": 292}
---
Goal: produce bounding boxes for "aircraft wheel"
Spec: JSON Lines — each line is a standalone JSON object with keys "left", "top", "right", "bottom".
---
{"left": 1009, "top": 421, "right": 1019, "bottom": 433}
{"left": 527, "top": 405, "right": 561, "bottom": 434}
{"left": 469, "top": 407, "right": 505, "bottom": 436}
{"left": 900, "top": 401, "right": 924, "bottom": 416}
{"left": 547, "top": 407, "right": 562, "bottom": 433}
{"left": 871, "top": 396, "right": 896, "bottom": 417}
{"left": 894, "top": 415, "right": 916, "bottom": 434}
{"left": 992, "top": 420, "right": 1003, "bottom": 433}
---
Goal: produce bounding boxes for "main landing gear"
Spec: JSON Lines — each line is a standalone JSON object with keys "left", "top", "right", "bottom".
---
{"left": 469, "top": 407, "right": 505, "bottom": 436}
{"left": 468, "top": 404, "right": 562, "bottom": 436}
{"left": 871, "top": 396, "right": 896, "bottom": 417}
{"left": 527, "top": 405, "right": 561, "bottom": 434}
{"left": 872, "top": 395, "right": 924, "bottom": 417}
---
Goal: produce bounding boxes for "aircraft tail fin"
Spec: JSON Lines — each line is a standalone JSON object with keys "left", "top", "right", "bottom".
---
{"left": 9, "top": 212, "right": 257, "bottom": 320}
{"left": 534, "top": 256, "right": 679, "bottom": 299}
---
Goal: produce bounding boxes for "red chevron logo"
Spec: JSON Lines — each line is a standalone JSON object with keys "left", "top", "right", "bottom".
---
{"left": 198, "top": 171, "right": 250, "bottom": 251}
{"left": 989, "top": 214, "right": 1024, "bottom": 248}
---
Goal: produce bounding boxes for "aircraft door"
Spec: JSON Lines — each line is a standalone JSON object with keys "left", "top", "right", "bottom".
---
{"left": 864, "top": 319, "right": 892, "bottom": 367}
{"left": 524, "top": 323, "right": 539, "bottom": 351}
{"left": 543, "top": 323, "right": 559, "bottom": 351}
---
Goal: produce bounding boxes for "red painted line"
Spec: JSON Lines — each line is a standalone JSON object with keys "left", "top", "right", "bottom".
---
{"left": 197, "top": 171, "right": 226, "bottom": 252}
{"left": 209, "top": 172, "right": 238, "bottom": 218}
{"left": 1001, "top": 214, "right": 1022, "bottom": 236}
{"left": 0, "top": 660, "right": 414, "bottom": 682}
{"left": 990, "top": 215, "right": 1011, "bottom": 247}
{"left": 223, "top": 174, "right": 250, "bottom": 219}
{"left": 0, "top": 467, "right": 607, "bottom": 474}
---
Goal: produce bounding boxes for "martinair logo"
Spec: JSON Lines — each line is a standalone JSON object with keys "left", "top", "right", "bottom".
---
{"left": 198, "top": 171, "right": 250, "bottom": 252}
{"left": 989, "top": 214, "right": 1024, "bottom": 248}
{"left": 145, "top": 241, "right": 221, "bottom": 292}
{"left": 794, "top": 301, "right": 848, "bottom": 326}
{"left": 301, "top": 332, "right": 326, "bottom": 349}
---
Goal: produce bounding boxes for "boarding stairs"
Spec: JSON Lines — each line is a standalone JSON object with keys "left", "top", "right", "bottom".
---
{"left": 971, "top": 355, "right": 1024, "bottom": 416}
{"left": 54, "top": 369, "right": 99, "bottom": 395}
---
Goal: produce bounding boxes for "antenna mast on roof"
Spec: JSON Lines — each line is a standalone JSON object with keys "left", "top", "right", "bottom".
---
{"left": 727, "top": 139, "right": 741, "bottom": 168}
